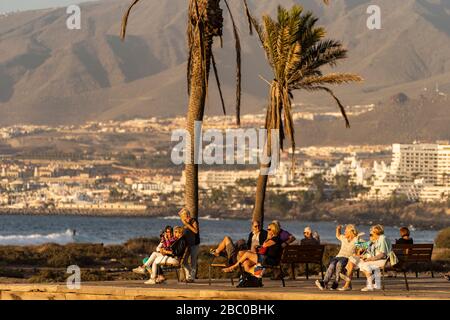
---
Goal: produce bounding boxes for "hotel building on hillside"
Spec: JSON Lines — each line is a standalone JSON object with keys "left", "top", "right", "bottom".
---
{"left": 366, "top": 142, "right": 450, "bottom": 202}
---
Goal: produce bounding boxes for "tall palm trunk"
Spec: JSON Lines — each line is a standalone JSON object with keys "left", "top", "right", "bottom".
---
{"left": 253, "top": 169, "right": 269, "bottom": 226}
{"left": 184, "top": 42, "right": 210, "bottom": 220}
{"left": 253, "top": 132, "right": 273, "bottom": 226}
{"left": 185, "top": 0, "right": 223, "bottom": 219}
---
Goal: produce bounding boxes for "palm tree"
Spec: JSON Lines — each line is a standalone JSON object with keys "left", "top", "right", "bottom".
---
{"left": 246, "top": 5, "right": 363, "bottom": 225}
{"left": 119, "top": 1, "right": 333, "bottom": 221}
{"left": 120, "top": 0, "right": 243, "bottom": 219}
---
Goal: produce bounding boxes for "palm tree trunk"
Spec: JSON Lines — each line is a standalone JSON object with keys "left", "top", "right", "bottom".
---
{"left": 184, "top": 0, "right": 222, "bottom": 219}
{"left": 253, "top": 170, "right": 269, "bottom": 226}
{"left": 184, "top": 46, "right": 209, "bottom": 219}
{"left": 252, "top": 136, "right": 272, "bottom": 226}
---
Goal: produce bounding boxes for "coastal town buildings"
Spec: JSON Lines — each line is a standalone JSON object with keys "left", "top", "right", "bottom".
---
{"left": 366, "top": 142, "right": 450, "bottom": 202}
{"left": 1, "top": 113, "right": 449, "bottom": 211}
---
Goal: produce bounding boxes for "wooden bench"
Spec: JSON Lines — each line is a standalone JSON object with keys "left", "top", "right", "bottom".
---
{"left": 208, "top": 255, "right": 235, "bottom": 286}
{"left": 279, "top": 245, "right": 325, "bottom": 281}
{"left": 159, "top": 247, "right": 190, "bottom": 283}
{"left": 382, "top": 244, "right": 434, "bottom": 290}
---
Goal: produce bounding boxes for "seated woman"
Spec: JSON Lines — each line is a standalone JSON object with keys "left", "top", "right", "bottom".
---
{"left": 222, "top": 222, "right": 282, "bottom": 278}
{"left": 339, "top": 225, "right": 391, "bottom": 291}
{"left": 144, "top": 226, "right": 187, "bottom": 285}
{"left": 395, "top": 226, "right": 413, "bottom": 244}
{"left": 271, "top": 220, "right": 296, "bottom": 247}
{"left": 210, "top": 220, "right": 267, "bottom": 265}
{"left": 315, "top": 224, "right": 359, "bottom": 290}
{"left": 132, "top": 225, "right": 176, "bottom": 281}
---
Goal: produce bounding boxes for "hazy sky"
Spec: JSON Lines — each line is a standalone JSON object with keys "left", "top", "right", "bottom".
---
{"left": 0, "top": 0, "right": 101, "bottom": 12}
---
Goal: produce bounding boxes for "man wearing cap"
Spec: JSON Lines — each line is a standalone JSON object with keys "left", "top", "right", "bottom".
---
{"left": 300, "top": 226, "right": 320, "bottom": 245}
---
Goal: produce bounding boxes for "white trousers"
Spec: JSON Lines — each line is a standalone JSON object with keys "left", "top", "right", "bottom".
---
{"left": 151, "top": 255, "right": 179, "bottom": 279}
{"left": 359, "top": 260, "right": 386, "bottom": 289}
{"left": 144, "top": 252, "right": 163, "bottom": 268}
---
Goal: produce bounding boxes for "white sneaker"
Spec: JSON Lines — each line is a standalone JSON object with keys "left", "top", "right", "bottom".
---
{"left": 144, "top": 278, "right": 157, "bottom": 285}
{"left": 373, "top": 284, "right": 382, "bottom": 290}
{"left": 338, "top": 286, "right": 352, "bottom": 291}
{"left": 133, "top": 266, "right": 146, "bottom": 274}
{"left": 361, "top": 286, "right": 374, "bottom": 292}
{"left": 315, "top": 280, "right": 325, "bottom": 291}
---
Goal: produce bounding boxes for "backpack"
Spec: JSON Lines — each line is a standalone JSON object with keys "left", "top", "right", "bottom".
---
{"left": 236, "top": 272, "right": 263, "bottom": 288}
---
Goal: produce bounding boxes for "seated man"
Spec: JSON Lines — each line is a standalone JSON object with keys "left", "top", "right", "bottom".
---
{"left": 300, "top": 226, "right": 320, "bottom": 245}
{"left": 210, "top": 220, "right": 268, "bottom": 264}
{"left": 144, "top": 226, "right": 187, "bottom": 285}
{"left": 222, "top": 222, "right": 282, "bottom": 279}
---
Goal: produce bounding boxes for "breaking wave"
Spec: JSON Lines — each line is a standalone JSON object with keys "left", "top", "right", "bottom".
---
{"left": 0, "top": 229, "right": 75, "bottom": 245}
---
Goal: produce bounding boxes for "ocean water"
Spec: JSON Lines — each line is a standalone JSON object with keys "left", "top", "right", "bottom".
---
{"left": 0, "top": 215, "right": 438, "bottom": 246}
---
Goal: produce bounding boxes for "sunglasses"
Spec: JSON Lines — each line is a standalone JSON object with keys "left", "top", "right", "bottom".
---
{"left": 267, "top": 228, "right": 272, "bottom": 231}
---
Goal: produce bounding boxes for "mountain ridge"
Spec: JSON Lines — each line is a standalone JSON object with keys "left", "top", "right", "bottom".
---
{"left": 0, "top": 0, "right": 449, "bottom": 126}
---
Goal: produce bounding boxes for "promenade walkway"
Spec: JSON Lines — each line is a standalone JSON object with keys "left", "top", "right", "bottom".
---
{"left": 1, "top": 276, "right": 449, "bottom": 300}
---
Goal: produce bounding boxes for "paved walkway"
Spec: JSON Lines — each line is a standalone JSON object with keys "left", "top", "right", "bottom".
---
{"left": 0, "top": 277, "right": 449, "bottom": 300}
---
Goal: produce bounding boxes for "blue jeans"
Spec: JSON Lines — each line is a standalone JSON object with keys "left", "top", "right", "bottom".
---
{"left": 183, "top": 244, "right": 199, "bottom": 281}
{"left": 324, "top": 257, "right": 348, "bottom": 285}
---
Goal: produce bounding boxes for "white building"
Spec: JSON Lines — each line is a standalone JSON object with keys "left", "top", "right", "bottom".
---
{"left": 367, "top": 142, "right": 450, "bottom": 202}
{"left": 390, "top": 142, "right": 450, "bottom": 185}
{"left": 330, "top": 156, "right": 372, "bottom": 186}
{"left": 183, "top": 160, "right": 292, "bottom": 190}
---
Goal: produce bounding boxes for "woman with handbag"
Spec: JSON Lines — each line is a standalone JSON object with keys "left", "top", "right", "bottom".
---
{"left": 222, "top": 222, "right": 282, "bottom": 279}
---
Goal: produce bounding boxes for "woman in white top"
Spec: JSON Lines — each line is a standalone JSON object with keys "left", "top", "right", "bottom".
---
{"left": 315, "top": 224, "right": 359, "bottom": 290}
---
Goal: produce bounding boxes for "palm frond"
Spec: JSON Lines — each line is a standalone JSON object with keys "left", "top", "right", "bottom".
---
{"left": 292, "top": 73, "right": 363, "bottom": 89}
{"left": 263, "top": 15, "right": 280, "bottom": 69}
{"left": 211, "top": 51, "right": 226, "bottom": 116}
{"left": 303, "top": 85, "right": 351, "bottom": 128}
{"left": 243, "top": 0, "right": 253, "bottom": 35}
{"left": 224, "top": 0, "right": 241, "bottom": 126}
{"left": 120, "top": 0, "right": 142, "bottom": 40}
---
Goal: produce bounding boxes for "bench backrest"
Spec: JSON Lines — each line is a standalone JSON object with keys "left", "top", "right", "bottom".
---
{"left": 280, "top": 245, "right": 325, "bottom": 264}
{"left": 392, "top": 244, "right": 433, "bottom": 263}
{"left": 179, "top": 246, "right": 190, "bottom": 265}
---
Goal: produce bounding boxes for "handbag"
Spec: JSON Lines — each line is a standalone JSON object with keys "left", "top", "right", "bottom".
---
{"left": 237, "top": 272, "right": 263, "bottom": 288}
{"left": 257, "top": 246, "right": 267, "bottom": 255}
{"left": 389, "top": 251, "right": 399, "bottom": 266}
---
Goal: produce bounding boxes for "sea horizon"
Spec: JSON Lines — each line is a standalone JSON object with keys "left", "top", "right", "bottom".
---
{"left": 0, "top": 214, "right": 438, "bottom": 246}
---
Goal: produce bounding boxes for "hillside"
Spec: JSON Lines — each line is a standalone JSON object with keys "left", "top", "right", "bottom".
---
{"left": 0, "top": 0, "right": 449, "bottom": 126}
{"left": 294, "top": 92, "right": 450, "bottom": 146}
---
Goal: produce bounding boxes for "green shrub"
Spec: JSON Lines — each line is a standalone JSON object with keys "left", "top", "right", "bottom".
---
{"left": 435, "top": 227, "right": 450, "bottom": 248}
